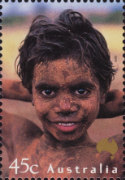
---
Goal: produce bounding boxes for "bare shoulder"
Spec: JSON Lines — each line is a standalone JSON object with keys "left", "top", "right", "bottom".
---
{"left": 2, "top": 111, "right": 43, "bottom": 161}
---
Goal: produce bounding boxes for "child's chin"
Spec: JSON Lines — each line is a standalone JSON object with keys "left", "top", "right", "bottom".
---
{"left": 52, "top": 131, "right": 85, "bottom": 142}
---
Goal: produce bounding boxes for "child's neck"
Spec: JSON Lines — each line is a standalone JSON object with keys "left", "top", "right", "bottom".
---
{"left": 40, "top": 132, "right": 95, "bottom": 150}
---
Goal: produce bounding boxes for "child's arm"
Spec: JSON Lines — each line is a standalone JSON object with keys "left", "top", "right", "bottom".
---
{"left": 98, "top": 89, "right": 123, "bottom": 118}
{"left": 2, "top": 110, "right": 43, "bottom": 178}
{"left": 2, "top": 79, "right": 31, "bottom": 101}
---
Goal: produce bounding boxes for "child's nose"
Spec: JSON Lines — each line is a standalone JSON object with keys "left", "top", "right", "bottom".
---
{"left": 59, "top": 97, "right": 71, "bottom": 111}
{"left": 55, "top": 97, "right": 79, "bottom": 114}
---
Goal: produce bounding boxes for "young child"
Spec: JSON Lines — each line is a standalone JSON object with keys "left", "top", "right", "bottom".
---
{"left": 8, "top": 9, "right": 123, "bottom": 178}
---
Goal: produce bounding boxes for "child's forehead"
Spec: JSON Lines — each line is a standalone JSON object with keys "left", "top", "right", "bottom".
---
{"left": 35, "top": 58, "right": 91, "bottom": 74}
{"left": 33, "top": 58, "right": 98, "bottom": 86}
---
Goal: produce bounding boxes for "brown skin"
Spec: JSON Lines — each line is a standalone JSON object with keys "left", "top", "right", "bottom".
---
{"left": 2, "top": 79, "right": 31, "bottom": 101}
{"left": 9, "top": 134, "right": 123, "bottom": 179}
{"left": 32, "top": 58, "right": 105, "bottom": 143}
{"left": 9, "top": 58, "right": 123, "bottom": 178}
{"left": 2, "top": 111, "right": 42, "bottom": 160}
{"left": 98, "top": 89, "right": 123, "bottom": 118}
{"left": 2, "top": 79, "right": 123, "bottom": 117}
{"left": 2, "top": 111, "right": 43, "bottom": 178}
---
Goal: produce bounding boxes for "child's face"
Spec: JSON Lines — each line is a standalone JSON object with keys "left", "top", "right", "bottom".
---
{"left": 32, "top": 58, "right": 104, "bottom": 142}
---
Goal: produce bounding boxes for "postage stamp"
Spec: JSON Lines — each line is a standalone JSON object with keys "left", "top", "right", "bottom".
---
{"left": 2, "top": 1, "right": 124, "bottom": 179}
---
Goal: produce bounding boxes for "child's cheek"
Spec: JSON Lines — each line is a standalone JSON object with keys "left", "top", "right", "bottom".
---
{"left": 33, "top": 94, "right": 51, "bottom": 118}
{"left": 80, "top": 96, "right": 100, "bottom": 127}
{"left": 88, "top": 97, "right": 100, "bottom": 120}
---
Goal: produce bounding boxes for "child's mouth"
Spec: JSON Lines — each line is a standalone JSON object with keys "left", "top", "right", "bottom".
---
{"left": 54, "top": 122, "right": 81, "bottom": 132}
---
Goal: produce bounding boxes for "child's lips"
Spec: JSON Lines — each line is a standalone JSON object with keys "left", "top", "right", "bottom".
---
{"left": 46, "top": 116, "right": 84, "bottom": 132}
{"left": 54, "top": 122, "right": 81, "bottom": 132}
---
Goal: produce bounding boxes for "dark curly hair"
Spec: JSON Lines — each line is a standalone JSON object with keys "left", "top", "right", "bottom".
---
{"left": 17, "top": 9, "right": 115, "bottom": 94}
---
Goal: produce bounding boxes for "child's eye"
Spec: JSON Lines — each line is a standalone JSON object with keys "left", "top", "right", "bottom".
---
{"left": 41, "top": 89, "right": 55, "bottom": 96}
{"left": 75, "top": 88, "right": 89, "bottom": 95}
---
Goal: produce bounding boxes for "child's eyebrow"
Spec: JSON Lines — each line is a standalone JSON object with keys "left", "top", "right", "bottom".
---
{"left": 35, "top": 81, "right": 96, "bottom": 90}
{"left": 35, "top": 82, "right": 59, "bottom": 90}
{"left": 68, "top": 81, "right": 96, "bottom": 90}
